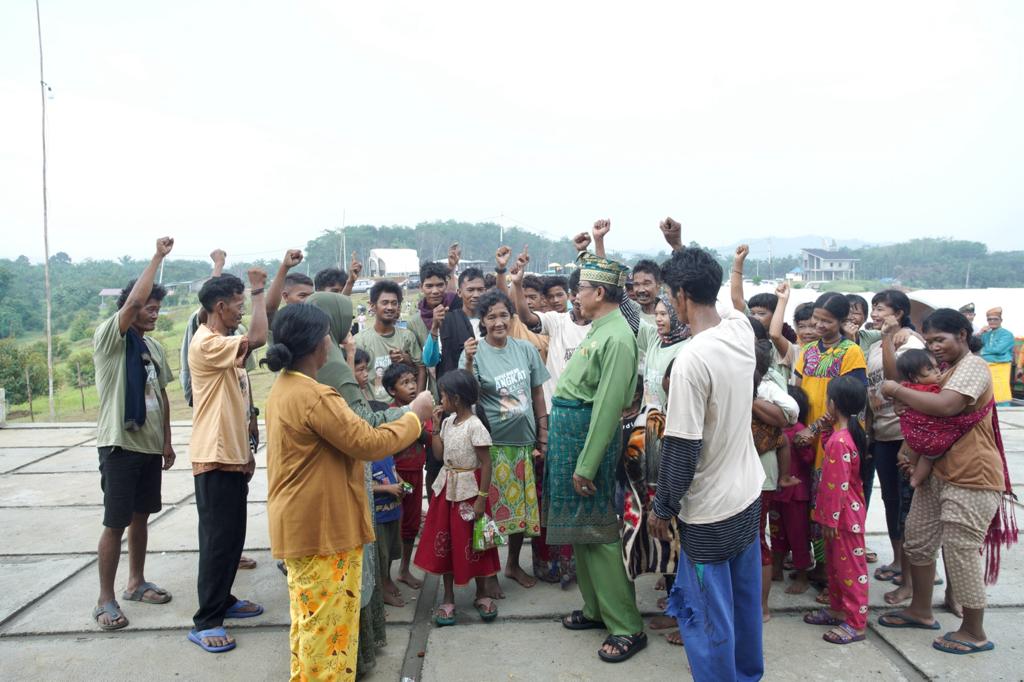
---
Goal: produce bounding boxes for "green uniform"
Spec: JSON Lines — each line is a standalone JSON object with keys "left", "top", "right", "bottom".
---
{"left": 406, "top": 314, "right": 439, "bottom": 400}
{"left": 354, "top": 326, "right": 423, "bottom": 403}
{"left": 93, "top": 313, "right": 172, "bottom": 454}
{"left": 544, "top": 308, "right": 642, "bottom": 636}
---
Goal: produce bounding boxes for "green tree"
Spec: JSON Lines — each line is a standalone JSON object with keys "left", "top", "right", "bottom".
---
{"left": 64, "top": 350, "right": 96, "bottom": 387}
{"left": 0, "top": 340, "right": 49, "bottom": 404}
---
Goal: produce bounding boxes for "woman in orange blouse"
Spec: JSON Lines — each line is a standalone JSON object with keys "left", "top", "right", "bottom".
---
{"left": 262, "top": 304, "right": 433, "bottom": 681}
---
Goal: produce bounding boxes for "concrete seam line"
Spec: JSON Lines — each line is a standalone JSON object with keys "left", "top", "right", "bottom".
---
{"left": 3, "top": 436, "right": 93, "bottom": 474}
{"left": 865, "top": 621, "right": 931, "bottom": 682}
{"left": 399, "top": 571, "right": 439, "bottom": 681}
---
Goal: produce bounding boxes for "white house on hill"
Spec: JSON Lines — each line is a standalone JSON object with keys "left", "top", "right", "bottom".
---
{"left": 367, "top": 249, "right": 419, "bottom": 277}
{"left": 801, "top": 248, "right": 858, "bottom": 282}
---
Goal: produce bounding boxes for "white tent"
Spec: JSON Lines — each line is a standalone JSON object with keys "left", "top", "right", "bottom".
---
{"left": 367, "top": 248, "right": 419, "bottom": 277}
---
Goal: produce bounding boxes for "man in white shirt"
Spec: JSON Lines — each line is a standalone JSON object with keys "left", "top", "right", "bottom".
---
{"left": 649, "top": 221, "right": 765, "bottom": 682}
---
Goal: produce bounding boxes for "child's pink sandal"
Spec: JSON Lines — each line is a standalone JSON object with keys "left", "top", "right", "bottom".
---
{"left": 434, "top": 603, "right": 456, "bottom": 627}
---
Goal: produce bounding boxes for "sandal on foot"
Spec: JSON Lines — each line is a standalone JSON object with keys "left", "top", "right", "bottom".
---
{"left": 597, "top": 632, "right": 647, "bottom": 663}
{"left": 92, "top": 600, "right": 129, "bottom": 631}
{"left": 873, "top": 564, "right": 901, "bottom": 582}
{"left": 665, "top": 630, "right": 684, "bottom": 646}
{"left": 238, "top": 556, "right": 257, "bottom": 570}
{"left": 823, "top": 623, "right": 865, "bottom": 644}
{"left": 803, "top": 608, "right": 843, "bottom": 626}
{"left": 473, "top": 597, "right": 498, "bottom": 622}
{"left": 188, "top": 626, "right": 236, "bottom": 653}
{"left": 434, "top": 603, "right": 456, "bottom": 627}
{"left": 122, "top": 581, "right": 172, "bottom": 604}
{"left": 865, "top": 551, "right": 878, "bottom": 564}
{"left": 932, "top": 632, "right": 995, "bottom": 655}
{"left": 814, "top": 589, "right": 831, "bottom": 605}
{"left": 562, "top": 609, "right": 606, "bottom": 630}
{"left": 225, "top": 599, "right": 264, "bottom": 619}
{"left": 276, "top": 560, "right": 288, "bottom": 577}
{"left": 878, "top": 611, "right": 941, "bottom": 630}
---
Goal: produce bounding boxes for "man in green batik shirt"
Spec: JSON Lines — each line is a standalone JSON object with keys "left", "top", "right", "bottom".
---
{"left": 543, "top": 251, "right": 646, "bottom": 663}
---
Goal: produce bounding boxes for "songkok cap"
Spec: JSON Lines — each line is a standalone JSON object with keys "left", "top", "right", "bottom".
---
{"left": 958, "top": 303, "right": 975, "bottom": 314}
{"left": 986, "top": 306, "right": 1002, "bottom": 318}
{"left": 578, "top": 252, "right": 630, "bottom": 289}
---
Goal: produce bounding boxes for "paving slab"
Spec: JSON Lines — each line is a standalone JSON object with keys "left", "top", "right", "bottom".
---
{"left": 0, "top": 447, "right": 63, "bottom": 474}
{"left": 146, "top": 502, "right": 269, "bottom": 552}
{"left": 14, "top": 446, "right": 105, "bottom": 473}
{"left": 0, "top": 427, "right": 96, "bottom": 448}
{"left": 420, "top": 614, "right": 909, "bottom": 681}
{"left": 0, "top": 470, "right": 196, "bottom": 507}
{"left": 0, "top": 554, "right": 93, "bottom": 625}
{"left": 870, "top": 608, "right": 1022, "bottom": 680}
{"left": 0, "top": 505, "right": 175, "bottom": 555}
{"left": 1, "top": 550, "right": 289, "bottom": 635}
{"left": 0, "top": 622, "right": 409, "bottom": 681}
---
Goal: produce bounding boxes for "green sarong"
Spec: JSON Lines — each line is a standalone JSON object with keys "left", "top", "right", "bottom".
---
{"left": 542, "top": 398, "right": 621, "bottom": 545}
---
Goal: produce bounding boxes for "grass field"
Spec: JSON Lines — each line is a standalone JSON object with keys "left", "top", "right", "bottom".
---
{"left": 3, "top": 290, "right": 396, "bottom": 424}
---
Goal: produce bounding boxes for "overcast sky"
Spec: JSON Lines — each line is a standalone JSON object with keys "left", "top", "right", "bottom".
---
{"left": 2, "top": 1, "right": 1022, "bottom": 264}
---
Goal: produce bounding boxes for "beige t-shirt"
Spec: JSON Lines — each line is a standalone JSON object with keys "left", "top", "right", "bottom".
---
{"left": 866, "top": 333, "right": 926, "bottom": 441}
{"left": 432, "top": 414, "right": 492, "bottom": 502}
{"left": 665, "top": 309, "right": 765, "bottom": 524}
{"left": 932, "top": 353, "right": 1005, "bottom": 492}
{"left": 93, "top": 313, "right": 172, "bottom": 454}
{"left": 188, "top": 324, "right": 251, "bottom": 466}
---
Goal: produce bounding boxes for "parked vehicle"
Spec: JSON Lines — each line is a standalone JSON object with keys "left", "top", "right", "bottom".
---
{"left": 351, "top": 279, "right": 373, "bottom": 294}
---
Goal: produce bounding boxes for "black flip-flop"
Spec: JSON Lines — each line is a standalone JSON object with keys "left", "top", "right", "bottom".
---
{"left": 878, "top": 611, "right": 941, "bottom": 630}
{"left": 598, "top": 632, "right": 648, "bottom": 663}
{"left": 562, "top": 609, "right": 606, "bottom": 630}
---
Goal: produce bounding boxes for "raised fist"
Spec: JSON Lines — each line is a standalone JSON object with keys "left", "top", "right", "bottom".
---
{"left": 592, "top": 219, "right": 611, "bottom": 239}
{"left": 155, "top": 237, "right": 174, "bottom": 257}
{"left": 282, "top": 249, "right": 303, "bottom": 268}
{"left": 573, "top": 232, "right": 592, "bottom": 252}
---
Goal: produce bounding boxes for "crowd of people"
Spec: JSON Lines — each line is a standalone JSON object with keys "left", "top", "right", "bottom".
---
{"left": 89, "top": 221, "right": 1018, "bottom": 681}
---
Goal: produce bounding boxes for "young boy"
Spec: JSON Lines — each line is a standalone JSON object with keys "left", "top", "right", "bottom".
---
{"left": 352, "top": 348, "right": 376, "bottom": 404}
{"left": 372, "top": 449, "right": 406, "bottom": 607}
{"left": 383, "top": 363, "right": 431, "bottom": 592}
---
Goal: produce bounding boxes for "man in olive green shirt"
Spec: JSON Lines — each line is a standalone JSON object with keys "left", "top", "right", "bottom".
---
{"left": 543, "top": 252, "right": 645, "bottom": 663}
{"left": 91, "top": 237, "right": 176, "bottom": 631}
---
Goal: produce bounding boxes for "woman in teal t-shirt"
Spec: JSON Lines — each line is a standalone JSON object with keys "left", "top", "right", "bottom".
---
{"left": 461, "top": 290, "right": 549, "bottom": 593}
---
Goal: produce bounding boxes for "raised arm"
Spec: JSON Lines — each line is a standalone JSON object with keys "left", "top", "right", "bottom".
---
{"left": 210, "top": 249, "right": 226, "bottom": 277}
{"left": 266, "top": 249, "right": 303, "bottom": 323}
{"left": 342, "top": 251, "right": 361, "bottom": 296}
{"left": 880, "top": 382, "right": 971, "bottom": 418}
{"left": 494, "top": 245, "right": 511, "bottom": 295}
{"left": 659, "top": 217, "right": 684, "bottom": 253}
{"left": 445, "top": 243, "right": 460, "bottom": 293}
{"left": 769, "top": 281, "right": 793, "bottom": 359}
{"left": 245, "top": 268, "right": 269, "bottom": 349}
{"left": 730, "top": 245, "right": 748, "bottom": 313}
{"left": 592, "top": 219, "right": 610, "bottom": 258}
{"left": 309, "top": 391, "right": 425, "bottom": 461}
{"left": 880, "top": 316, "right": 902, "bottom": 380}
{"left": 509, "top": 247, "right": 540, "bottom": 328}
{"left": 119, "top": 237, "right": 173, "bottom": 334}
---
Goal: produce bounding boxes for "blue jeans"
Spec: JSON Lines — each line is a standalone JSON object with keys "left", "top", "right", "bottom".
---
{"left": 667, "top": 539, "right": 763, "bottom": 682}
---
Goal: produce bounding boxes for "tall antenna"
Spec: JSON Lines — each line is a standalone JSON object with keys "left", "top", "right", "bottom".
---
{"left": 36, "top": 0, "right": 56, "bottom": 420}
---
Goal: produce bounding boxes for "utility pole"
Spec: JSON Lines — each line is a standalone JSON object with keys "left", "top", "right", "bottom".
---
{"left": 36, "top": 0, "right": 56, "bottom": 420}
{"left": 340, "top": 209, "right": 347, "bottom": 269}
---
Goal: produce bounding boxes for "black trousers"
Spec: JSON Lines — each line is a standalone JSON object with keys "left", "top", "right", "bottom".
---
{"left": 193, "top": 469, "right": 248, "bottom": 631}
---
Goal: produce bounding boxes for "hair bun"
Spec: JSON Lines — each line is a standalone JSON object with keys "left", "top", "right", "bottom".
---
{"left": 261, "top": 343, "right": 293, "bottom": 372}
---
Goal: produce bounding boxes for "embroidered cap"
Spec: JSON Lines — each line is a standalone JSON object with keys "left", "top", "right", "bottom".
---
{"left": 958, "top": 302, "right": 975, "bottom": 314}
{"left": 986, "top": 306, "right": 1002, "bottom": 318}
{"left": 578, "top": 252, "right": 630, "bottom": 289}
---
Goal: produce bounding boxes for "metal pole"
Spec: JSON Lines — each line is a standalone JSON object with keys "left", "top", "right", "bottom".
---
{"left": 35, "top": 0, "right": 56, "bottom": 420}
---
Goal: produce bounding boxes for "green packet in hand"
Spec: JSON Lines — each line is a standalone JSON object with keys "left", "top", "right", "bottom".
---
{"left": 472, "top": 513, "right": 508, "bottom": 552}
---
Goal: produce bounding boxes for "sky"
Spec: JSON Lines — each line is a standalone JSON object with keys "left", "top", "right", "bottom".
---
{"left": 2, "top": 1, "right": 1022, "bottom": 265}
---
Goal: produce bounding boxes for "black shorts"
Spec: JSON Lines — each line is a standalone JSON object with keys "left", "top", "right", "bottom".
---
{"left": 98, "top": 446, "right": 163, "bottom": 528}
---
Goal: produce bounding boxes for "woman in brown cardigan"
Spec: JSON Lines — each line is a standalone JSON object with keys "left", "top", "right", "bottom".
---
{"left": 262, "top": 304, "right": 433, "bottom": 680}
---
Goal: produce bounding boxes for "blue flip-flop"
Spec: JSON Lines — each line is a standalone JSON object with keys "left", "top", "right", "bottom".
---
{"left": 225, "top": 599, "right": 264, "bottom": 619}
{"left": 188, "top": 627, "right": 236, "bottom": 653}
{"left": 878, "top": 611, "right": 941, "bottom": 630}
{"left": 932, "top": 632, "right": 995, "bottom": 655}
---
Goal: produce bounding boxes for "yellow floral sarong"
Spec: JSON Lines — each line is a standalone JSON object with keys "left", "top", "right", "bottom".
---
{"left": 988, "top": 362, "right": 1012, "bottom": 405}
{"left": 285, "top": 547, "right": 363, "bottom": 681}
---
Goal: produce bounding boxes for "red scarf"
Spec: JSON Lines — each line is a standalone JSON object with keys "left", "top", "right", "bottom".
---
{"left": 984, "top": 403, "right": 1018, "bottom": 584}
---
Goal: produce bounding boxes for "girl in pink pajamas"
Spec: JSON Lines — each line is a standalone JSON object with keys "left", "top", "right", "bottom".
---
{"left": 803, "top": 375, "right": 869, "bottom": 644}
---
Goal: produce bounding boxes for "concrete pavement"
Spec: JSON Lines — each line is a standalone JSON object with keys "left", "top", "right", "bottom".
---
{"left": 1, "top": 413, "right": 1023, "bottom": 681}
